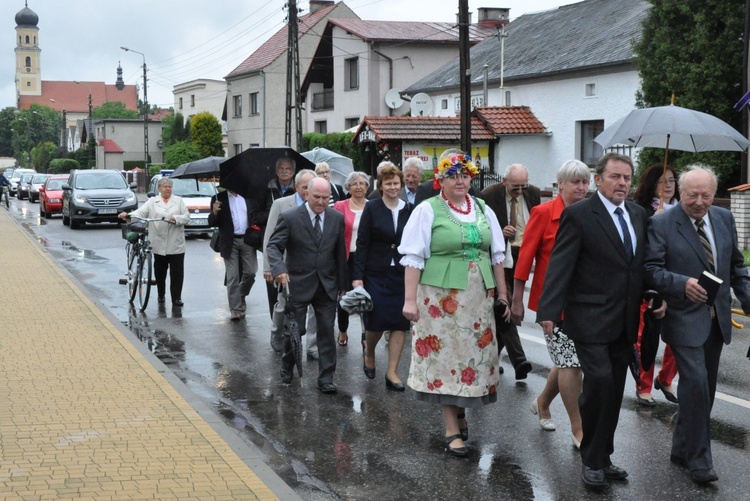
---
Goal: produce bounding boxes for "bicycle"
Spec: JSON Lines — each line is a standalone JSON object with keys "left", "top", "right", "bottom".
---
{"left": 120, "top": 215, "right": 169, "bottom": 311}
{"left": 1, "top": 186, "right": 9, "bottom": 209}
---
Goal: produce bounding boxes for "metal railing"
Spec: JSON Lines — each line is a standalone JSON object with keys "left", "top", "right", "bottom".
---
{"left": 312, "top": 89, "right": 334, "bottom": 111}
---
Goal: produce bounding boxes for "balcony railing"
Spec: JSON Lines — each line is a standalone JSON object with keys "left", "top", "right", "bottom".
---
{"left": 312, "top": 89, "right": 334, "bottom": 111}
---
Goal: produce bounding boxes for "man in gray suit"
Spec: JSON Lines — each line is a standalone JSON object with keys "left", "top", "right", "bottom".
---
{"left": 645, "top": 164, "right": 750, "bottom": 485}
{"left": 266, "top": 177, "right": 348, "bottom": 393}
{"left": 263, "top": 169, "right": 317, "bottom": 356}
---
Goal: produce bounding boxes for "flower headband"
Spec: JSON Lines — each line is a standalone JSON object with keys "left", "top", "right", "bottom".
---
{"left": 433, "top": 153, "right": 480, "bottom": 189}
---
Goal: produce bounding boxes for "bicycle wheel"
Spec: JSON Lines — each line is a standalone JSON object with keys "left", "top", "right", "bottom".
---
{"left": 136, "top": 250, "right": 152, "bottom": 311}
{"left": 127, "top": 243, "right": 139, "bottom": 304}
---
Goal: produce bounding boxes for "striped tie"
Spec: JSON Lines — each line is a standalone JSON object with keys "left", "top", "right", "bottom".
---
{"left": 695, "top": 218, "right": 714, "bottom": 272}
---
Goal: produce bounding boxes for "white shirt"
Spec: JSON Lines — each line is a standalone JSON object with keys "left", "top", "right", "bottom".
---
{"left": 228, "top": 192, "right": 248, "bottom": 235}
{"left": 597, "top": 191, "right": 636, "bottom": 256}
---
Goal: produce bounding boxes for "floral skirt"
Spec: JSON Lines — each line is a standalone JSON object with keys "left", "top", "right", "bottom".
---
{"left": 407, "top": 266, "right": 499, "bottom": 408}
{"left": 545, "top": 326, "right": 580, "bottom": 368}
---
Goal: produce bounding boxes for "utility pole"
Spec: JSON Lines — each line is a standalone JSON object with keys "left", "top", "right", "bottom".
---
{"left": 121, "top": 47, "right": 149, "bottom": 169}
{"left": 285, "top": 0, "right": 303, "bottom": 149}
{"left": 458, "top": 0, "right": 471, "bottom": 153}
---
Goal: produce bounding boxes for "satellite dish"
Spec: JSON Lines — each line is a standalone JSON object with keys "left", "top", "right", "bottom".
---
{"left": 384, "top": 88, "right": 404, "bottom": 109}
{"left": 410, "top": 93, "right": 434, "bottom": 117}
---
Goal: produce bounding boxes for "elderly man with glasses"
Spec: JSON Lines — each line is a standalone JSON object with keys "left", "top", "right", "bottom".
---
{"left": 481, "top": 163, "right": 541, "bottom": 379}
{"left": 315, "top": 162, "right": 347, "bottom": 206}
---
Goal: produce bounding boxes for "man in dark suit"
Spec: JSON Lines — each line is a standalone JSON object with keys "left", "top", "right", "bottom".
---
{"left": 208, "top": 190, "right": 261, "bottom": 321}
{"left": 266, "top": 177, "right": 348, "bottom": 393}
{"left": 537, "top": 153, "right": 665, "bottom": 488}
{"left": 481, "top": 164, "right": 539, "bottom": 380}
{"left": 645, "top": 164, "right": 750, "bottom": 485}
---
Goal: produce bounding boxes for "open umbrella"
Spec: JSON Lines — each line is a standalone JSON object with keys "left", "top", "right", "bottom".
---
{"left": 219, "top": 146, "right": 314, "bottom": 201}
{"left": 595, "top": 102, "right": 750, "bottom": 207}
{"left": 171, "top": 156, "right": 225, "bottom": 179}
{"left": 301, "top": 147, "right": 354, "bottom": 186}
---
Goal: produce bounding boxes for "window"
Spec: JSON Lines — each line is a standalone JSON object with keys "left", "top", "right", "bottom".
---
{"left": 190, "top": 94, "right": 195, "bottom": 107}
{"left": 234, "top": 144, "right": 243, "bottom": 156}
{"left": 505, "top": 90, "right": 511, "bottom": 106}
{"left": 345, "top": 57, "right": 359, "bottom": 90}
{"left": 25, "top": 35, "right": 29, "bottom": 44}
{"left": 579, "top": 120, "right": 604, "bottom": 168}
{"left": 585, "top": 83, "right": 597, "bottom": 97}
{"left": 250, "top": 92, "right": 259, "bottom": 115}
{"left": 178, "top": 97, "right": 183, "bottom": 110}
{"left": 25, "top": 56, "right": 31, "bottom": 67}
{"left": 315, "top": 121, "right": 328, "bottom": 134}
{"left": 233, "top": 95, "right": 242, "bottom": 117}
{"left": 26, "top": 81, "right": 31, "bottom": 87}
{"left": 441, "top": 99, "right": 448, "bottom": 110}
{"left": 345, "top": 117, "right": 359, "bottom": 130}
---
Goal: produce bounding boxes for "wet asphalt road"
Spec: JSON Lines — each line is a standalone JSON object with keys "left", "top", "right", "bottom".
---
{"left": 8, "top": 196, "right": 750, "bottom": 500}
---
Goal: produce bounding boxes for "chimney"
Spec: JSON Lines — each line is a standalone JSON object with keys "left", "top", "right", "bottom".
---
{"left": 456, "top": 11, "right": 473, "bottom": 25}
{"left": 310, "top": 0, "right": 334, "bottom": 14}
{"left": 478, "top": 7, "right": 510, "bottom": 28}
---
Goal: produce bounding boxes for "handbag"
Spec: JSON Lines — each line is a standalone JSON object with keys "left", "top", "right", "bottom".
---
{"left": 243, "top": 225, "right": 263, "bottom": 249}
{"left": 209, "top": 230, "right": 221, "bottom": 252}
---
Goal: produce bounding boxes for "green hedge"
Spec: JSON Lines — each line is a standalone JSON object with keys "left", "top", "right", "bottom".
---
{"left": 48, "top": 158, "right": 80, "bottom": 174}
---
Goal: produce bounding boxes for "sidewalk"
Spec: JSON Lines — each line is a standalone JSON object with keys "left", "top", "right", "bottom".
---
{"left": 0, "top": 209, "right": 297, "bottom": 499}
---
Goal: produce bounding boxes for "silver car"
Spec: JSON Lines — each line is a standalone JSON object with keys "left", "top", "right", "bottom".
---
{"left": 28, "top": 174, "right": 51, "bottom": 203}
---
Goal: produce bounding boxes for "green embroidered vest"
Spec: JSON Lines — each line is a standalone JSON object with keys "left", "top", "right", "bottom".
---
{"left": 420, "top": 196, "right": 495, "bottom": 290}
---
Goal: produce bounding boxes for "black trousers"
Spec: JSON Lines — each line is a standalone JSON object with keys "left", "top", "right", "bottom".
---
{"left": 153, "top": 253, "right": 184, "bottom": 301}
{"left": 496, "top": 246, "right": 528, "bottom": 367}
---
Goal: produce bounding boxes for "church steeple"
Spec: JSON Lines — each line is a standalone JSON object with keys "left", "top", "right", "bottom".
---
{"left": 15, "top": 2, "right": 42, "bottom": 103}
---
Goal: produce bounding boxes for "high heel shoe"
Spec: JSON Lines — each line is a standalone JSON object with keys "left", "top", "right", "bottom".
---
{"left": 385, "top": 376, "right": 405, "bottom": 391}
{"left": 572, "top": 433, "right": 581, "bottom": 450}
{"left": 445, "top": 434, "right": 467, "bottom": 457}
{"left": 530, "top": 398, "right": 556, "bottom": 431}
{"left": 363, "top": 362, "right": 376, "bottom": 379}
{"left": 457, "top": 412, "right": 469, "bottom": 441}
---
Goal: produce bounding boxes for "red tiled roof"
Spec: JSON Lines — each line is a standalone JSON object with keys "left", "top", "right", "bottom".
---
{"left": 19, "top": 81, "right": 138, "bottom": 114}
{"left": 474, "top": 106, "right": 547, "bottom": 135}
{"left": 329, "top": 19, "right": 495, "bottom": 44}
{"left": 353, "top": 116, "right": 494, "bottom": 142}
{"left": 226, "top": 3, "right": 345, "bottom": 78}
{"left": 98, "top": 138, "right": 124, "bottom": 153}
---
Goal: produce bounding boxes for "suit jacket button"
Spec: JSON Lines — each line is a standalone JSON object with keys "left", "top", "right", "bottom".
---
{"left": 391, "top": 244, "right": 396, "bottom": 249}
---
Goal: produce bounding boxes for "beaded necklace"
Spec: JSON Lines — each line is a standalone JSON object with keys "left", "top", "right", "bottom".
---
{"left": 440, "top": 191, "right": 471, "bottom": 215}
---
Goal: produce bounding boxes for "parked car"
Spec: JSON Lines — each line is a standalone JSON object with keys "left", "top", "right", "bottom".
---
{"left": 39, "top": 175, "right": 69, "bottom": 218}
{"left": 3, "top": 168, "right": 15, "bottom": 181}
{"left": 16, "top": 173, "right": 36, "bottom": 200}
{"left": 61, "top": 169, "right": 138, "bottom": 229}
{"left": 10, "top": 169, "right": 36, "bottom": 197}
{"left": 148, "top": 174, "right": 217, "bottom": 235}
{"left": 27, "top": 174, "right": 51, "bottom": 203}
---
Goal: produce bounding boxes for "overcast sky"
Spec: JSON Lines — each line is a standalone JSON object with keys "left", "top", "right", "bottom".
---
{"left": 2, "top": 0, "right": 568, "bottom": 110}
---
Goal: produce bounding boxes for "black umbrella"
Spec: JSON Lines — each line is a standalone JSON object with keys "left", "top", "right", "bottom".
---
{"left": 640, "top": 309, "right": 662, "bottom": 372}
{"left": 171, "top": 156, "right": 225, "bottom": 179}
{"left": 282, "top": 284, "right": 303, "bottom": 377}
{"left": 219, "top": 147, "right": 314, "bottom": 201}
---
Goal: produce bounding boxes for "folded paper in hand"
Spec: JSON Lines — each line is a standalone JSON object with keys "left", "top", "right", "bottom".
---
{"left": 698, "top": 270, "right": 723, "bottom": 307}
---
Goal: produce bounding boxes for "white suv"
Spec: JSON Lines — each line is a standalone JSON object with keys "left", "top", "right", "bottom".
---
{"left": 148, "top": 174, "right": 217, "bottom": 235}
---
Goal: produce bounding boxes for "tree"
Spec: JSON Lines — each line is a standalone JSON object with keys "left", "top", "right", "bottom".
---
{"left": 163, "top": 141, "right": 200, "bottom": 170}
{"left": 0, "top": 107, "right": 17, "bottom": 157}
{"left": 31, "top": 141, "right": 57, "bottom": 173}
{"left": 161, "top": 112, "right": 188, "bottom": 147}
{"left": 189, "top": 112, "right": 223, "bottom": 158}
{"left": 91, "top": 101, "right": 138, "bottom": 119}
{"left": 634, "top": 0, "right": 745, "bottom": 191}
{"left": 11, "top": 105, "right": 61, "bottom": 167}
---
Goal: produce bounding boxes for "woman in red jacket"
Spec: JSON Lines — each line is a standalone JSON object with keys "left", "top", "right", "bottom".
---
{"left": 511, "top": 160, "right": 590, "bottom": 449}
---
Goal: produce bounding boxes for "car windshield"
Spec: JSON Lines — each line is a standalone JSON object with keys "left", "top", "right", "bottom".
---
{"left": 33, "top": 175, "right": 48, "bottom": 183}
{"left": 46, "top": 180, "right": 64, "bottom": 190}
{"left": 22, "top": 174, "right": 34, "bottom": 182}
{"left": 75, "top": 172, "right": 128, "bottom": 190}
{"left": 170, "top": 178, "right": 217, "bottom": 197}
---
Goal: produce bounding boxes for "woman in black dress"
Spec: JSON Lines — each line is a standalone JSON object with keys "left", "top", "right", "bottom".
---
{"left": 352, "top": 164, "right": 412, "bottom": 391}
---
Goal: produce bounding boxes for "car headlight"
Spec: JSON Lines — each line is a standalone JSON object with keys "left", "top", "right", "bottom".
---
{"left": 49, "top": 198, "right": 60, "bottom": 203}
{"left": 125, "top": 192, "right": 136, "bottom": 203}
{"left": 74, "top": 194, "right": 88, "bottom": 203}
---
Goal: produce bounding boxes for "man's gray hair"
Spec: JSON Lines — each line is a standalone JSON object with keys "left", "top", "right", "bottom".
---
{"left": 678, "top": 164, "right": 718, "bottom": 194}
{"left": 557, "top": 160, "right": 591, "bottom": 184}
{"left": 503, "top": 163, "right": 529, "bottom": 179}
{"left": 344, "top": 171, "right": 370, "bottom": 190}
{"left": 295, "top": 169, "right": 316, "bottom": 186}
{"left": 276, "top": 157, "right": 295, "bottom": 170}
{"left": 403, "top": 156, "right": 425, "bottom": 173}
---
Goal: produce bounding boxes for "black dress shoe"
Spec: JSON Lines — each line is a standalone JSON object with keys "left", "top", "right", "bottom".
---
{"left": 318, "top": 382, "right": 337, "bottom": 394}
{"left": 457, "top": 413, "right": 469, "bottom": 441}
{"left": 157, "top": 296, "right": 165, "bottom": 304}
{"left": 691, "top": 468, "right": 718, "bottom": 484}
{"left": 280, "top": 369, "right": 293, "bottom": 384}
{"left": 515, "top": 360, "right": 532, "bottom": 380}
{"left": 498, "top": 365, "right": 504, "bottom": 375}
{"left": 445, "top": 434, "right": 467, "bottom": 457}
{"left": 654, "top": 378, "right": 679, "bottom": 403}
{"left": 670, "top": 454, "right": 688, "bottom": 468}
{"left": 363, "top": 363, "right": 376, "bottom": 380}
{"left": 603, "top": 465, "right": 628, "bottom": 480}
{"left": 385, "top": 376, "right": 405, "bottom": 392}
{"left": 172, "top": 299, "right": 184, "bottom": 307}
{"left": 581, "top": 466, "right": 607, "bottom": 488}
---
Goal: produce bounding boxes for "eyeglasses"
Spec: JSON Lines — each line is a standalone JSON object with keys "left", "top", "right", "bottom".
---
{"left": 657, "top": 178, "right": 676, "bottom": 185}
{"left": 509, "top": 184, "right": 528, "bottom": 190}
{"left": 317, "top": 170, "right": 330, "bottom": 174}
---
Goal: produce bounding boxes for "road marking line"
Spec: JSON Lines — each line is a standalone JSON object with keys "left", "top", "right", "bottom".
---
{"left": 518, "top": 329, "right": 750, "bottom": 409}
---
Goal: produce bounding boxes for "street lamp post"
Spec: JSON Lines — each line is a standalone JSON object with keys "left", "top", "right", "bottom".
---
{"left": 50, "top": 98, "right": 67, "bottom": 154}
{"left": 121, "top": 47, "right": 149, "bottom": 169}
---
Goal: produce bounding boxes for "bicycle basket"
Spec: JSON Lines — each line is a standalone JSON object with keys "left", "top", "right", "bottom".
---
{"left": 121, "top": 221, "right": 147, "bottom": 242}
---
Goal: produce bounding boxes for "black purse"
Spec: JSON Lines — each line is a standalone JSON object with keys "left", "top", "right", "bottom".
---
{"left": 243, "top": 225, "right": 263, "bottom": 249}
{"left": 209, "top": 231, "right": 221, "bottom": 252}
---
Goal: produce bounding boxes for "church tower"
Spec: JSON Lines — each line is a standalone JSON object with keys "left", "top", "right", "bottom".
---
{"left": 15, "top": 2, "right": 41, "bottom": 102}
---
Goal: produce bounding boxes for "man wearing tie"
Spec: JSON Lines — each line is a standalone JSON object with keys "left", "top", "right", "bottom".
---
{"left": 537, "top": 153, "right": 666, "bottom": 488}
{"left": 645, "top": 165, "right": 750, "bottom": 485}
{"left": 266, "top": 178, "right": 348, "bottom": 393}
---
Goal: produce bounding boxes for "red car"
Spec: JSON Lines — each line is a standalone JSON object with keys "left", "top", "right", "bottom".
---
{"left": 39, "top": 175, "right": 69, "bottom": 219}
